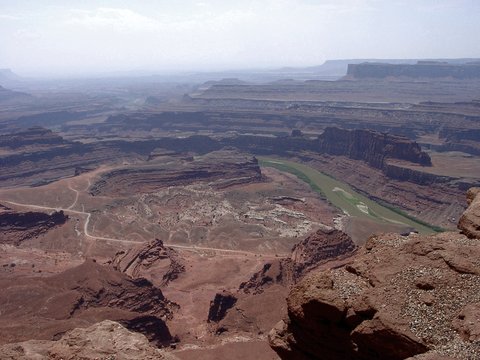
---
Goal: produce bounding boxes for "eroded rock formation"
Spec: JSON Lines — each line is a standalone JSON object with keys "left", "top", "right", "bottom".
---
{"left": 240, "top": 228, "right": 357, "bottom": 294}
{"left": 0, "top": 259, "right": 177, "bottom": 347}
{"left": 206, "top": 228, "right": 357, "bottom": 341}
{"left": 240, "top": 260, "right": 294, "bottom": 295}
{"left": 269, "top": 190, "right": 480, "bottom": 360}
{"left": 291, "top": 227, "right": 357, "bottom": 277}
{"left": 113, "top": 238, "right": 185, "bottom": 286}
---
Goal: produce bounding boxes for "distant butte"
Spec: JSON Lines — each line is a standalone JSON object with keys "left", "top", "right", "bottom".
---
{"left": 347, "top": 61, "right": 480, "bottom": 79}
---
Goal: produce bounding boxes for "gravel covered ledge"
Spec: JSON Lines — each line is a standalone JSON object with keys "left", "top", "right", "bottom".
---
{"left": 269, "top": 189, "right": 480, "bottom": 360}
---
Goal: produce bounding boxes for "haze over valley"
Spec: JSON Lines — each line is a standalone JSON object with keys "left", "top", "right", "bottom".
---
{"left": 1, "top": 1, "right": 480, "bottom": 359}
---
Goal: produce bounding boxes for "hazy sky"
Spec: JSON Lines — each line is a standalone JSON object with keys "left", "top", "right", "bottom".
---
{"left": 1, "top": 0, "right": 479, "bottom": 76}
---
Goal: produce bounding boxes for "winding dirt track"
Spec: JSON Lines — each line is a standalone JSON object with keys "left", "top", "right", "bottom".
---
{"left": 2, "top": 199, "right": 282, "bottom": 258}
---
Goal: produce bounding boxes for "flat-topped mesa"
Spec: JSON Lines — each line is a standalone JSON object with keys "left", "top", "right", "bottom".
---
{"left": 316, "top": 127, "right": 432, "bottom": 168}
{"left": 347, "top": 61, "right": 480, "bottom": 79}
{"left": 89, "top": 150, "right": 262, "bottom": 197}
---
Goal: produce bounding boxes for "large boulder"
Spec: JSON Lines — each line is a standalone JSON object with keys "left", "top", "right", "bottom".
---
{"left": 269, "top": 230, "right": 480, "bottom": 359}
{"left": 458, "top": 187, "right": 480, "bottom": 238}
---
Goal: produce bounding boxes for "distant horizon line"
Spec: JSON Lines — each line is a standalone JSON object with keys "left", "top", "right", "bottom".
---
{"left": 2, "top": 57, "right": 480, "bottom": 80}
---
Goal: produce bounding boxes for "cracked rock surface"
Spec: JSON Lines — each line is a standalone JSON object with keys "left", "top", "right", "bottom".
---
{"left": 269, "top": 189, "right": 480, "bottom": 360}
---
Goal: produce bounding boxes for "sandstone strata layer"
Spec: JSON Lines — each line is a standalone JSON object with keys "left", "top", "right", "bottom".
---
{"left": 0, "top": 127, "right": 432, "bottom": 189}
{"left": 89, "top": 150, "right": 262, "bottom": 196}
{"left": 315, "top": 127, "right": 431, "bottom": 167}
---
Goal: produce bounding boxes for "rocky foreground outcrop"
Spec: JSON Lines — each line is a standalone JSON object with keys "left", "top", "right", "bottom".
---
{"left": 0, "top": 259, "right": 177, "bottom": 347}
{"left": 0, "top": 320, "right": 179, "bottom": 360}
{"left": 269, "top": 190, "right": 480, "bottom": 360}
{"left": 0, "top": 207, "right": 68, "bottom": 245}
{"left": 291, "top": 228, "right": 357, "bottom": 277}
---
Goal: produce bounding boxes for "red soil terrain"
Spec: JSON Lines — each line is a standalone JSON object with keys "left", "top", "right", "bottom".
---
{"left": 0, "top": 124, "right": 478, "bottom": 359}
{"left": 0, "top": 147, "right": 341, "bottom": 359}
{"left": 0, "top": 258, "right": 176, "bottom": 347}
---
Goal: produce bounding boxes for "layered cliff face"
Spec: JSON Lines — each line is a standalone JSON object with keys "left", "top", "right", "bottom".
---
{"left": 0, "top": 208, "right": 68, "bottom": 245}
{"left": 347, "top": 62, "right": 480, "bottom": 79}
{"left": 305, "top": 154, "right": 467, "bottom": 229}
{"left": 291, "top": 228, "right": 357, "bottom": 277}
{"left": 269, "top": 190, "right": 480, "bottom": 360}
{"left": 0, "top": 129, "right": 147, "bottom": 187}
{"left": 316, "top": 127, "right": 432, "bottom": 167}
{"left": 89, "top": 150, "right": 262, "bottom": 196}
{"left": 0, "top": 127, "right": 431, "bottom": 189}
